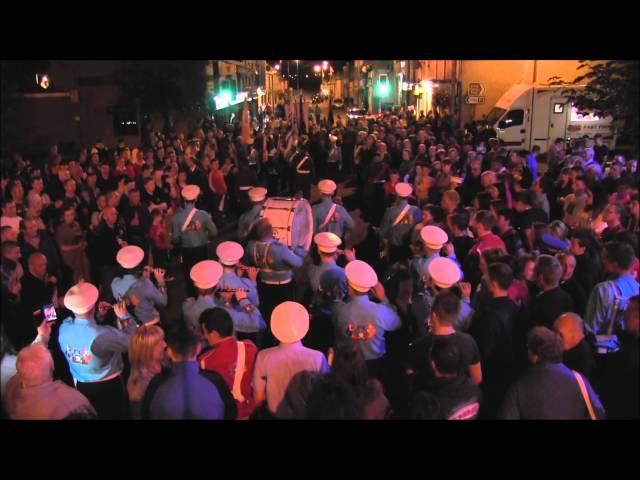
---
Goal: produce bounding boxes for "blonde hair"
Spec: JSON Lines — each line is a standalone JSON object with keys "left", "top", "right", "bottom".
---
{"left": 128, "top": 325, "right": 165, "bottom": 375}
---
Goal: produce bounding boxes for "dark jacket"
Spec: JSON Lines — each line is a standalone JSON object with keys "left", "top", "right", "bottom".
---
{"left": 500, "top": 361, "right": 606, "bottom": 420}
{"left": 89, "top": 221, "right": 126, "bottom": 268}
{"left": 529, "top": 287, "right": 576, "bottom": 329}
{"left": 424, "top": 374, "right": 482, "bottom": 420}
{"left": 470, "top": 296, "right": 520, "bottom": 388}
{"left": 593, "top": 332, "right": 639, "bottom": 419}
{"left": 560, "top": 277, "right": 588, "bottom": 317}
{"left": 574, "top": 253, "right": 600, "bottom": 294}
{"left": 19, "top": 232, "right": 67, "bottom": 287}
{"left": 563, "top": 338, "right": 596, "bottom": 382}
{"left": 500, "top": 228, "right": 525, "bottom": 257}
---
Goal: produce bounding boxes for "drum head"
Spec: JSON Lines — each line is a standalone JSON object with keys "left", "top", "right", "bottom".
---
{"left": 261, "top": 198, "right": 313, "bottom": 251}
{"left": 290, "top": 199, "right": 313, "bottom": 251}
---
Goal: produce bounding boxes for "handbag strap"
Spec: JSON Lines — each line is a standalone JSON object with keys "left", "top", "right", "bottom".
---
{"left": 572, "top": 370, "right": 596, "bottom": 420}
{"left": 606, "top": 281, "right": 622, "bottom": 335}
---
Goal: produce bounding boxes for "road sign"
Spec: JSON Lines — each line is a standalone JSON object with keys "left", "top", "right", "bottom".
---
{"left": 465, "top": 95, "right": 485, "bottom": 105}
{"left": 468, "top": 82, "right": 485, "bottom": 96}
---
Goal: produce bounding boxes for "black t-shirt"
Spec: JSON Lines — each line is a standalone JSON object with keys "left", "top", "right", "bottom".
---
{"left": 452, "top": 235, "right": 475, "bottom": 268}
{"left": 141, "top": 186, "right": 169, "bottom": 207}
{"left": 529, "top": 287, "right": 576, "bottom": 329}
{"left": 560, "top": 277, "right": 588, "bottom": 317}
{"left": 423, "top": 375, "right": 482, "bottom": 420}
{"left": 408, "top": 332, "right": 481, "bottom": 392}
{"left": 96, "top": 174, "right": 117, "bottom": 194}
{"left": 89, "top": 222, "right": 126, "bottom": 267}
{"left": 515, "top": 207, "right": 549, "bottom": 231}
{"left": 469, "top": 296, "right": 520, "bottom": 386}
{"left": 593, "top": 144, "right": 608, "bottom": 164}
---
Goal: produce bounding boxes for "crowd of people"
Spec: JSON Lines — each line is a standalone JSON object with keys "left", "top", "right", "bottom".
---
{"left": 1, "top": 102, "right": 638, "bottom": 420}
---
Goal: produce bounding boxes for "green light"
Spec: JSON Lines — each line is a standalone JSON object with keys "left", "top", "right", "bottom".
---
{"left": 376, "top": 81, "right": 390, "bottom": 97}
{"left": 220, "top": 90, "right": 233, "bottom": 103}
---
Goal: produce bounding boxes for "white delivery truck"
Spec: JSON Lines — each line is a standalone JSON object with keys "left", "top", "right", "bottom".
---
{"left": 481, "top": 84, "right": 616, "bottom": 152}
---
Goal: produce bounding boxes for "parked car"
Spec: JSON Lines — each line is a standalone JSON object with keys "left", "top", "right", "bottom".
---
{"left": 346, "top": 108, "right": 377, "bottom": 121}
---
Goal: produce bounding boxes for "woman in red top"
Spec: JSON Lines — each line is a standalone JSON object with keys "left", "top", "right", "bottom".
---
{"left": 208, "top": 158, "right": 228, "bottom": 214}
{"left": 149, "top": 209, "right": 171, "bottom": 269}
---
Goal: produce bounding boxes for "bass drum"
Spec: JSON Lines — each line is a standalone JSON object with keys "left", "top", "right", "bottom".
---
{"left": 260, "top": 197, "right": 313, "bottom": 251}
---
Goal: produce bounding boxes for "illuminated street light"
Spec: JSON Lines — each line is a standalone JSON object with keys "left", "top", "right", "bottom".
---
{"left": 275, "top": 64, "right": 280, "bottom": 70}
{"left": 314, "top": 64, "right": 321, "bottom": 73}
{"left": 322, "top": 61, "right": 328, "bottom": 71}
{"left": 36, "top": 73, "right": 50, "bottom": 90}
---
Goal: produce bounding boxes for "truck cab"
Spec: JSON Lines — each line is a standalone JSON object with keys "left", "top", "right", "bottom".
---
{"left": 485, "top": 84, "right": 616, "bottom": 152}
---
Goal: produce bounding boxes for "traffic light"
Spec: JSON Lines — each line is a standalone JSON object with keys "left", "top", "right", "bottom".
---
{"left": 376, "top": 74, "right": 389, "bottom": 97}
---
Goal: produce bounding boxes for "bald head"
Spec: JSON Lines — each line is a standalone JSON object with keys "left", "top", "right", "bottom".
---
{"left": 28, "top": 252, "right": 47, "bottom": 281}
{"left": 625, "top": 296, "right": 639, "bottom": 338}
{"left": 16, "top": 343, "right": 54, "bottom": 387}
{"left": 554, "top": 312, "right": 585, "bottom": 350}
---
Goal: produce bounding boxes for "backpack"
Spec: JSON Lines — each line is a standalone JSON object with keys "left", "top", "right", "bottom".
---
{"left": 593, "top": 281, "right": 627, "bottom": 354}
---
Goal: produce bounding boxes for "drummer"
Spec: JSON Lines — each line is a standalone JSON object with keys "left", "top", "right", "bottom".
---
{"left": 172, "top": 185, "right": 218, "bottom": 298}
{"left": 379, "top": 182, "right": 422, "bottom": 263}
{"left": 243, "top": 218, "right": 307, "bottom": 347}
{"left": 182, "top": 260, "right": 265, "bottom": 339}
{"left": 238, "top": 187, "right": 267, "bottom": 243}
{"left": 312, "top": 179, "right": 354, "bottom": 240}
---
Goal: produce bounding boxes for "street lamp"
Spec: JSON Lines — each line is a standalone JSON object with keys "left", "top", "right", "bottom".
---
{"left": 313, "top": 64, "right": 321, "bottom": 73}
{"left": 320, "top": 61, "right": 329, "bottom": 95}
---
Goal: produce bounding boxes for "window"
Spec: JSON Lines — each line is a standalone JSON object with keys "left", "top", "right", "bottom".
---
{"left": 498, "top": 109, "right": 524, "bottom": 129}
{"left": 485, "top": 107, "right": 506, "bottom": 124}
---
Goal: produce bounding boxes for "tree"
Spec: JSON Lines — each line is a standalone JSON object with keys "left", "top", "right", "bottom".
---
{"left": 549, "top": 60, "right": 639, "bottom": 152}
{"left": 116, "top": 61, "right": 206, "bottom": 119}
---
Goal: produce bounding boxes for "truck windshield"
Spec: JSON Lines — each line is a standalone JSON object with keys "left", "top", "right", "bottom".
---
{"left": 485, "top": 107, "right": 506, "bottom": 125}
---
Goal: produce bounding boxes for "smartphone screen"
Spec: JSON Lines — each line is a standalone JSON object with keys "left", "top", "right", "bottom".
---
{"left": 43, "top": 304, "right": 57, "bottom": 323}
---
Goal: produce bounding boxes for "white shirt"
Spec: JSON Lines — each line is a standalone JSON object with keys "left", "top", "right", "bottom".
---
{"left": 253, "top": 342, "right": 328, "bottom": 415}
